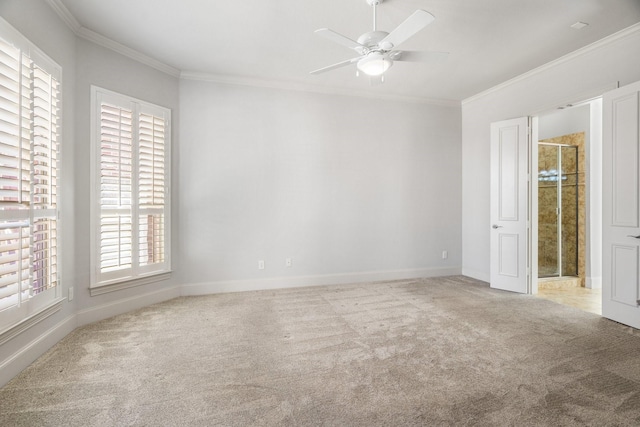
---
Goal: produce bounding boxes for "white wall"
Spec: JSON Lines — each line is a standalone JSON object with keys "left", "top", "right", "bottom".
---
{"left": 178, "top": 80, "right": 462, "bottom": 293}
{"left": 73, "top": 38, "right": 181, "bottom": 324}
{"left": 461, "top": 25, "right": 640, "bottom": 282}
{"left": 538, "top": 104, "right": 590, "bottom": 140}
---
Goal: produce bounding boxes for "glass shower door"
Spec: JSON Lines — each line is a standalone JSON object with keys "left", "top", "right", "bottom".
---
{"left": 537, "top": 144, "right": 579, "bottom": 278}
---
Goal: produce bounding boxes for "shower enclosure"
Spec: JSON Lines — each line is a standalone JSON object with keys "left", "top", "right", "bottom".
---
{"left": 538, "top": 143, "right": 579, "bottom": 278}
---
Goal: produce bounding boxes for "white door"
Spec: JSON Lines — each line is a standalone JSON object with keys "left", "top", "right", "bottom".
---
{"left": 602, "top": 81, "right": 640, "bottom": 329}
{"left": 490, "top": 117, "right": 531, "bottom": 293}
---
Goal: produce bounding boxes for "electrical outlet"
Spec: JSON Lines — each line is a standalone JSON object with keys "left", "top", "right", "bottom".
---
{"left": 442, "top": 250, "right": 448, "bottom": 259}
{"left": 286, "top": 258, "right": 292, "bottom": 267}
{"left": 258, "top": 260, "right": 265, "bottom": 270}
{"left": 68, "top": 286, "right": 74, "bottom": 301}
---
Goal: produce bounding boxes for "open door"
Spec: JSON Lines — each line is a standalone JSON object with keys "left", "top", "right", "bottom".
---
{"left": 490, "top": 117, "right": 533, "bottom": 293}
{"left": 602, "top": 81, "right": 640, "bottom": 329}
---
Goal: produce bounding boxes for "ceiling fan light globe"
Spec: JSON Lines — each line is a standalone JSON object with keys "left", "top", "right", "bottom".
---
{"left": 357, "top": 53, "right": 392, "bottom": 76}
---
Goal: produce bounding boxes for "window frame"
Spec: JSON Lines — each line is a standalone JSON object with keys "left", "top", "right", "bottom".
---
{"left": 0, "top": 17, "right": 63, "bottom": 335}
{"left": 89, "top": 86, "right": 171, "bottom": 293}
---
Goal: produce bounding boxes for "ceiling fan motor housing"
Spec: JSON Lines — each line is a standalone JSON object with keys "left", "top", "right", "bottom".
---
{"left": 357, "top": 31, "right": 390, "bottom": 51}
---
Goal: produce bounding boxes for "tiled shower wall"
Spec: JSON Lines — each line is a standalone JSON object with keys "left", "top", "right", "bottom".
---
{"left": 538, "top": 132, "right": 586, "bottom": 285}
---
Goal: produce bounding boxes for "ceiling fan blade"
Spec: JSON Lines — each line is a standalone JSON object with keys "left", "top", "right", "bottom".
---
{"left": 310, "top": 56, "right": 364, "bottom": 75}
{"left": 315, "top": 28, "right": 366, "bottom": 54}
{"left": 380, "top": 10, "right": 435, "bottom": 50}
{"left": 389, "top": 50, "right": 449, "bottom": 62}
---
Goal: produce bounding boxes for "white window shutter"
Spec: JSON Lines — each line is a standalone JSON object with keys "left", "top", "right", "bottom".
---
{"left": 138, "top": 112, "right": 165, "bottom": 267}
{"left": 0, "top": 25, "right": 60, "bottom": 323}
{"left": 0, "top": 38, "right": 29, "bottom": 205}
{"left": 31, "top": 63, "right": 59, "bottom": 296}
{"left": 99, "top": 103, "right": 133, "bottom": 275}
{"left": 0, "top": 223, "right": 30, "bottom": 311}
{"left": 92, "top": 88, "right": 170, "bottom": 287}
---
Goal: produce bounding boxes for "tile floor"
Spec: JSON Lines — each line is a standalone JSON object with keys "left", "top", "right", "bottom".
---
{"left": 536, "top": 284, "right": 601, "bottom": 315}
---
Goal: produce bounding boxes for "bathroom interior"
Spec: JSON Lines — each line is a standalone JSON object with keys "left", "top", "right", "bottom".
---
{"left": 536, "top": 102, "right": 601, "bottom": 315}
{"left": 538, "top": 135, "right": 584, "bottom": 287}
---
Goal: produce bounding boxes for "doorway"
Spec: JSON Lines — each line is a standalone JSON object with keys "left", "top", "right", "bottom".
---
{"left": 489, "top": 100, "right": 603, "bottom": 310}
{"left": 534, "top": 102, "right": 601, "bottom": 315}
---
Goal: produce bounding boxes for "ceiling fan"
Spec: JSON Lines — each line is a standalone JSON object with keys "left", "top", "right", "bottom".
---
{"left": 311, "top": 0, "right": 447, "bottom": 80}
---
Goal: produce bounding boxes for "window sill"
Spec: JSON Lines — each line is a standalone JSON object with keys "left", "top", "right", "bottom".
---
{"left": 0, "top": 298, "right": 65, "bottom": 346}
{"left": 90, "top": 271, "right": 172, "bottom": 297}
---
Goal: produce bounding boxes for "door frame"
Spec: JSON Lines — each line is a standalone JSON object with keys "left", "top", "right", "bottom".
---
{"left": 490, "top": 83, "right": 615, "bottom": 297}
{"left": 530, "top": 119, "right": 539, "bottom": 294}
{"left": 509, "top": 97, "right": 604, "bottom": 296}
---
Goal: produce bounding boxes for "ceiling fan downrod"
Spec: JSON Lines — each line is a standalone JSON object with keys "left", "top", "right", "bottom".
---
{"left": 367, "top": 0, "right": 383, "bottom": 32}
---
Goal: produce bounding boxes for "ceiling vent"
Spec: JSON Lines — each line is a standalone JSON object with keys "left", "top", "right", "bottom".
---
{"left": 570, "top": 22, "right": 589, "bottom": 30}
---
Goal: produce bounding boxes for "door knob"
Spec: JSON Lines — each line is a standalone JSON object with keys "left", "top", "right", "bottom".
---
{"left": 627, "top": 234, "right": 640, "bottom": 239}
{"left": 492, "top": 224, "right": 503, "bottom": 229}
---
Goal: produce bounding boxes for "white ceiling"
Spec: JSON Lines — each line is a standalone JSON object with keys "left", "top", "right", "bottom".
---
{"left": 56, "top": 0, "right": 640, "bottom": 102}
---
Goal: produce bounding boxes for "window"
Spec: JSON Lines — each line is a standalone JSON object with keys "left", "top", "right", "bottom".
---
{"left": 0, "top": 20, "right": 61, "bottom": 331}
{"left": 90, "top": 87, "right": 171, "bottom": 291}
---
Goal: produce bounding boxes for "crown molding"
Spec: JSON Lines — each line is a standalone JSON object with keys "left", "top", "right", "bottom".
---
{"left": 180, "top": 71, "right": 460, "bottom": 107}
{"left": 45, "top": 0, "right": 180, "bottom": 77}
{"left": 76, "top": 27, "right": 181, "bottom": 77}
{"left": 44, "top": 0, "right": 81, "bottom": 33}
{"left": 462, "top": 22, "right": 640, "bottom": 106}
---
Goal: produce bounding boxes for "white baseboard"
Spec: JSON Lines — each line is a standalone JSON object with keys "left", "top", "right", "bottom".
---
{"left": 585, "top": 277, "right": 602, "bottom": 289}
{"left": 0, "top": 314, "right": 76, "bottom": 388}
{"left": 461, "top": 267, "right": 490, "bottom": 283}
{"left": 181, "top": 267, "right": 462, "bottom": 296}
{"left": 76, "top": 285, "right": 181, "bottom": 327}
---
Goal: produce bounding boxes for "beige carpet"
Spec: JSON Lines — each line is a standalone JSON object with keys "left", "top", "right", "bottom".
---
{"left": 1, "top": 276, "right": 639, "bottom": 426}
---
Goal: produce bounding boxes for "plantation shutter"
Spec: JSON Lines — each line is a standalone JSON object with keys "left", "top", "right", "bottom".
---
{"left": 0, "top": 38, "right": 30, "bottom": 206}
{"left": 99, "top": 102, "right": 133, "bottom": 276}
{"left": 138, "top": 112, "right": 165, "bottom": 268}
{"left": 0, "top": 223, "right": 30, "bottom": 312}
{"left": 0, "top": 29, "right": 60, "bottom": 319}
{"left": 92, "top": 88, "right": 170, "bottom": 287}
{"left": 32, "top": 63, "right": 59, "bottom": 295}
